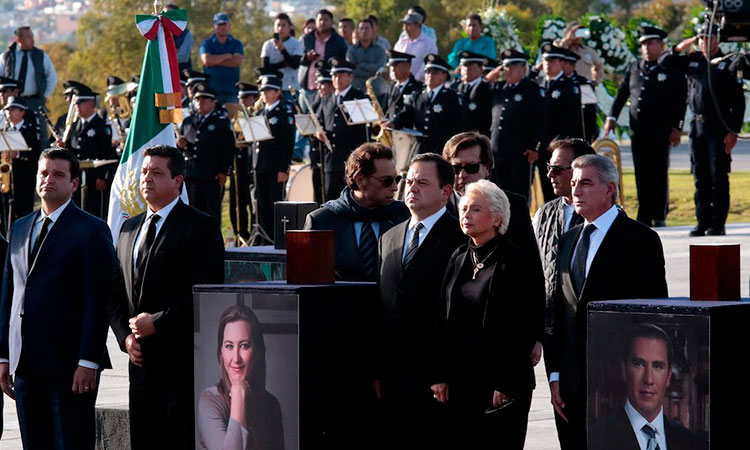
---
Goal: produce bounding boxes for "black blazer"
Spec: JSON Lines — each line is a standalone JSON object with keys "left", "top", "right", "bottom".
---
{"left": 256, "top": 101, "right": 295, "bottom": 175}
{"left": 589, "top": 409, "right": 708, "bottom": 450}
{"left": 317, "top": 87, "right": 369, "bottom": 173}
{"left": 549, "top": 210, "right": 667, "bottom": 396}
{"left": 490, "top": 77, "right": 546, "bottom": 159}
{"left": 0, "top": 202, "right": 115, "bottom": 378}
{"left": 541, "top": 74, "right": 582, "bottom": 145}
{"left": 391, "top": 85, "right": 464, "bottom": 155}
{"left": 298, "top": 30, "right": 349, "bottom": 89}
{"left": 377, "top": 210, "right": 466, "bottom": 396}
{"left": 304, "top": 203, "right": 410, "bottom": 281}
{"left": 434, "top": 237, "right": 539, "bottom": 398}
{"left": 110, "top": 200, "right": 225, "bottom": 383}
{"left": 383, "top": 75, "right": 423, "bottom": 120}
{"left": 457, "top": 79, "right": 493, "bottom": 138}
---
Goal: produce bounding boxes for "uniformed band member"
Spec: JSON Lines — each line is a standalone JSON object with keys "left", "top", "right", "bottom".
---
{"left": 307, "top": 63, "right": 334, "bottom": 204}
{"left": 660, "top": 24, "right": 745, "bottom": 236}
{"left": 230, "top": 81, "right": 259, "bottom": 244}
{"left": 382, "top": 50, "right": 423, "bottom": 120}
{"left": 52, "top": 79, "right": 85, "bottom": 142}
{"left": 560, "top": 49, "right": 598, "bottom": 143}
{"left": 254, "top": 73, "right": 295, "bottom": 245}
{"left": 105, "top": 75, "right": 131, "bottom": 153}
{"left": 538, "top": 44, "right": 581, "bottom": 201}
{"left": 455, "top": 51, "right": 492, "bottom": 138}
{"left": 314, "top": 57, "right": 369, "bottom": 200}
{"left": 390, "top": 53, "right": 463, "bottom": 155}
{"left": 62, "top": 84, "right": 116, "bottom": 219}
{"left": 1, "top": 96, "right": 40, "bottom": 229}
{"left": 181, "top": 68, "right": 211, "bottom": 113}
{"left": 605, "top": 26, "right": 687, "bottom": 227}
{"left": 485, "top": 49, "right": 545, "bottom": 202}
{"left": 0, "top": 77, "right": 23, "bottom": 130}
{"left": 176, "top": 83, "right": 233, "bottom": 225}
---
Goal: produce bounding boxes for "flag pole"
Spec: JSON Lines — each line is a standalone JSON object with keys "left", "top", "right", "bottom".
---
{"left": 153, "top": 0, "right": 162, "bottom": 15}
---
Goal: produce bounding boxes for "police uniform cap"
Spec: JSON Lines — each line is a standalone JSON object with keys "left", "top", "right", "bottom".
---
{"left": 72, "top": 84, "right": 99, "bottom": 102}
{"left": 259, "top": 75, "right": 283, "bottom": 91}
{"left": 193, "top": 83, "right": 217, "bottom": 99}
{"left": 542, "top": 44, "right": 567, "bottom": 60}
{"left": 0, "top": 76, "right": 22, "bottom": 92}
{"left": 500, "top": 49, "right": 530, "bottom": 66}
{"left": 236, "top": 82, "right": 259, "bottom": 97}
{"left": 638, "top": 25, "right": 668, "bottom": 43}
{"left": 182, "top": 69, "right": 211, "bottom": 87}
{"left": 3, "top": 96, "right": 27, "bottom": 111}
{"left": 459, "top": 51, "right": 488, "bottom": 66}
{"left": 560, "top": 47, "right": 581, "bottom": 62}
{"left": 387, "top": 50, "right": 415, "bottom": 66}
{"left": 423, "top": 54, "right": 450, "bottom": 73}
{"left": 329, "top": 58, "right": 355, "bottom": 73}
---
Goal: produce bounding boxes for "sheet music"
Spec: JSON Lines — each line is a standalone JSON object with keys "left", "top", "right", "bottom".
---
{"left": 295, "top": 114, "right": 316, "bottom": 136}
{"left": 0, "top": 131, "right": 29, "bottom": 151}
{"left": 341, "top": 99, "right": 380, "bottom": 125}
{"left": 238, "top": 116, "right": 273, "bottom": 143}
{"left": 580, "top": 84, "right": 598, "bottom": 105}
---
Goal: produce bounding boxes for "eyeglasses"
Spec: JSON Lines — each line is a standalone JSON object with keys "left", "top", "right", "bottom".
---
{"left": 546, "top": 164, "right": 572, "bottom": 175}
{"left": 452, "top": 163, "right": 482, "bottom": 175}
{"left": 370, "top": 174, "right": 402, "bottom": 187}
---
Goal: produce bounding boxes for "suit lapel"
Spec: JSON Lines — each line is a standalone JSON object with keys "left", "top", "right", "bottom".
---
{"left": 387, "top": 220, "right": 408, "bottom": 279}
{"left": 29, "top": 203, "right": 76, "bottom": 276}
{"left": 403, "top": 212, "right": 450, "bottom": 273}
{"left": 444, "top": 249, "right": 466, "bottom": 319}
{"left": 123, "top": 213, "right": 146, "bottom": 301}
{"left": 18, "top": 212, "right": 37, "bottom": 278}
{"left": 581, "top": 212, "right": 625, "bottom": 299}
{"left": 139, "top": 201, "right": 184, "bottom": 293}
{"left": 560, "top": 223, "right": 583, "bottom": 307}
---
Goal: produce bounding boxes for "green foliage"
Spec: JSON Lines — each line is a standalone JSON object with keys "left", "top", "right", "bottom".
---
{"left": 544, "top": 0, "right": 592, "bottom": 21}
{"left": 633, "top": 0, "right": 688, "bottom": 37}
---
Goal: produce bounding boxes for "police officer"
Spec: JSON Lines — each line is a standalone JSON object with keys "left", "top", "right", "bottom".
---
{"left": 382, "top": 50, "right": 423, "bottom": 120}
{"left": 1, "top": 96, "right": 40, "bottom": 229}
{"left": 314, "top": 57, "right": 369, "bottom": 200}
{"left": 605, "top": 26, "right": 687, "bottom": 227}
{"left": 560, "top": 49, "right": 598, "bottom": 143}
{"left": 105, "top": 75, "right": 132, "bottom": 154}
{"left": 538, "top": 44, "right": 581, "bottom": 201}
{"left": 305, "top": 63, "right": 334, "bottom": 204}
{"left": 455, "top": 51, "right": 493, "bottom": 137}
{"left": 661, "top": 24, "right": 744, "bottom": 236}
{"left": 181, "top": 68, "right": 211, "bottom": 113}
{"left": 389, "top": 53, "right": 463, "bottom": 155}
{"left": 254, "top": 72, "right": 295, "bottom": 245}
{"left": 485, "top": 49, "right": 546, "bottom": 202}
{"left": 62, "top": 84, "right": 116, "bottom": 218}
{"left": 230, "top": 81, "right": 259, "bottom": 244}
{"left": 176, "top": 83, "right": 233, "bottom": 226}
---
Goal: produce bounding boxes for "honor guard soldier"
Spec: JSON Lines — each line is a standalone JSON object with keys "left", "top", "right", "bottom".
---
{"left": 382, "top": 50, "right": 423, "bottom": 119}
{"left": 485, "top": 49, "right": 546, "bottom": 201}
{"left": 455, "top": 51, "right": 493, "bottom": 137}
{"left": 176, "top": 83, "right": 233, "bottom": 225}
{"left": 314, "top": 57, "right": 369, "bottom": 200}
{"left": 538, "top": 44, "right": 582, "bottom": 201}
{"left": 230, "top": 81, "right": 259, "bottom": 243}
{"left": 390, "top": 53, "right": 463, "bottom": 154}
{"left": 255, "top": 72, "right": 295, "bottom": 244}
{"left": 307, "top": 63, "right": 334, "bottom": 204}
{"left": 560, "top": 49, "right": 598, "bottom": 143}
{"left": 1, "top": 96, "right": 40, "bottom": 228}
{"left": 661, "top": 24, "right": 744, "bottom": 236}
{"left": 181, "top": 68, "right": 211, "bottom": 113}
{"left": 63, "top": 84, "right": 117, "bottom": 218}
{"left": 604, "top": 26, "right": 688, "bottom": 227}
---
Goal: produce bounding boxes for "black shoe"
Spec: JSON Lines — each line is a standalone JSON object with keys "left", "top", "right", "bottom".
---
{"left": 706, "top": 227, "right": 726, "bottom": 236}
{"left": 653, "top": 220, "right": 666, "bottom": 227}
{"left": 689, "top": 226, "right": 707, "bottom": 237}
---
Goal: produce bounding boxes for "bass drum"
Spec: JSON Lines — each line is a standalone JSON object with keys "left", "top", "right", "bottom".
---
{"left": 285, "top": 163, "right": 315, "bottom": 202}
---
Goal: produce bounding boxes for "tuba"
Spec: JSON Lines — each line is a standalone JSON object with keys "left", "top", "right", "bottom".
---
{"left": 593, "top": 138, "right": 625, "bottom": 205}
{"left": 365, "top": 71, "right": 392, "bottom": 148}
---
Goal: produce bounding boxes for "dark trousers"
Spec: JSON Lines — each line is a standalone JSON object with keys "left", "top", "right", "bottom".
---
{"left": 493, "top": 156, "right": 532, "bottom": 204}
{"left": 631, "top": 131, "right": 671, "bottom": 225}
{"left": 186, "top": 178, "right": 223, "bottom": 226}
{"left": 310, "top": 146, "right": 324, "bottom": 204}
{"left": 229, "top": 172, "right": 252, "bottom": 241}
{"left": 129, "top": 370, "right": 194, "bottom": 450}
{"left": 690, "top": 122, "right": 730, "bottom": 230}
{"left": 448, "top": 386, "right": 532, "bottom": 450}
{"left": 554, "top": 387, "right": 587, "bottom": 450}
{"left": 381, "top": 388, "right": 450, "bottom": 450}
{"left": 255, "top": 172, "right": 284, "bottom": 245}
{"left": 325, "top": 170, "right": 346, "bottom": 203}
{"left": 15, "top": 371, "right": 99, "bottom": 450}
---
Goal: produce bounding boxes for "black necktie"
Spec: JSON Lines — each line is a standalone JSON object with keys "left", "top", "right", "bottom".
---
{"left": 29, "top": 217, "right": 51, "bottom": 270}
{"left": 359, "top": 222, "right": 377, "bottom": 281}
{"left": 571, "top": 223, "right": 596, "bottom": 296}
{"left": 18, "top": 50, "right": 28, "bottom": 93}
{"left": 569, "top": 211, "right": 584, "bottom": 230}
{"left": 402, "top": 222, "right": 423, "bottom": 268}
{"left": 134, "top": 214, "right": 161, "bottom": 299}
{"left": 641, "top": 424, "right": 660, "bottom": 450}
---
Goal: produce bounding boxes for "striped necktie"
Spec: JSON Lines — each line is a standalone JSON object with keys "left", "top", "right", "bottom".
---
{"left": 641, "top": 424, "right": 660, "bottom": 450}
{"left": 402, "top": 222, "right": 423, "bottom": 268}
{"left": 359, "top": 222, "right": 377, "bottom": 281}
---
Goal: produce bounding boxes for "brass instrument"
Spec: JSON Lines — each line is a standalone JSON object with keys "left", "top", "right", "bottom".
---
{"left": 593, "top": 138, "right": 625, "bottom": 205}
{"left": 365, "top": 72, "right": 392, "bottom": 148}
{"left": 38, "top": 107, "right": 62, "bottom": 143}
{"left": 0, "top": 112, "right": 13, "bottom": 194}
{"left": 61, "top": 96, "right": 78, "bottom": 146}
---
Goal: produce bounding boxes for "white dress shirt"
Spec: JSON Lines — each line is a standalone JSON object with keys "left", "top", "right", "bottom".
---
{"left": 132, "top": 195, "right": 180, "bottom": 267}
{"left": 401, "top": 206, "right": 446, "bottom": 261}
{"left": 625, "top": 400, "right": 668, "bottom": 450}
{"left": 572, "top": 204, "right": 619, "bottom": 277}
{"left": 265, "top": 99, "right": 280, "bottom": 113}
{"left": 426, "top": 84, "right": 443, "bottom": 102}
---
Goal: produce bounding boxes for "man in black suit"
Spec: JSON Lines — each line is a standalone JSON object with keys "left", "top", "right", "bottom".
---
{"left": 0, "top": 148, "right": 116, "bottom": 449}
{"left": 548, "top": 154, "right": 667, "bottom": 450}
{"left": 589, "top": 323, "right": 708, "bottom": 450}
{"left": 304, "top": 142, "right": 409, "bottom": 281}
{"left": 389, "top": 54, "right": 463, "bottom": 155}
{"left": 382, "top": 50, "right": 423, "bottom": 120}
{"left": 377, "top": 152, "right": 465, "bottom": 450}
{"left": 455, "top": 51, "right": 493, "bottom": 138}
{"left": 314, "top": 57, "right": 369, "bottom": 200}
{"left": 109, "top": 145, "right": 225, "bottom": 449}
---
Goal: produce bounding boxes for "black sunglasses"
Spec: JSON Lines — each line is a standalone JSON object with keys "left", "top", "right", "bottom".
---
{"left": 452, "top": 163, "right": 482, "bottom": 175}
{"left": 370, "top": 174, "right": 402, "bottom": 187}
{"left": 546, "top": 163, "right": 572, "bottom": 175}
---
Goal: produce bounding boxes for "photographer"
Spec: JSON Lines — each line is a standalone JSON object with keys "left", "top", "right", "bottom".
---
{"left": 554, "top": 22, "right": 604, "bottom": 86}
{"left": 261, "top": 13, "right": 304, "bottom": 98}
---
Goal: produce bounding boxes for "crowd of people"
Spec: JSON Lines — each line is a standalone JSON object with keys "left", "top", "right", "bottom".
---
{"left": 0, "top": 3, "right": 736, "bottom": 449}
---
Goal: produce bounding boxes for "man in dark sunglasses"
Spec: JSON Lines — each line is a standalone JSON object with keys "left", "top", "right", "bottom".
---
{"left": 304, "top": 143, "right": 409, "bottom": 282}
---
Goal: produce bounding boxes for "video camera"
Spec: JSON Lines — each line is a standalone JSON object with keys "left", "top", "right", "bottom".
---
{"left": 703, "top": 0, "right": 750, "bottom": 41}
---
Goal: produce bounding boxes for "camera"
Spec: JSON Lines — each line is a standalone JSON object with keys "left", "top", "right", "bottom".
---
{"left": 702, "top": 0, "right": 750, "bottom": 41}
{"left": 575, "top": 28, "right": 591, "bottom": 39}
{"left": 273, "top": 32, "right": 280, "bottom": 41}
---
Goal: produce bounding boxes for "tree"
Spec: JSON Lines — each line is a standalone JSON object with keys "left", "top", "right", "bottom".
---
{"left": 543, "top": 0, "right": 592, "bottom": 21}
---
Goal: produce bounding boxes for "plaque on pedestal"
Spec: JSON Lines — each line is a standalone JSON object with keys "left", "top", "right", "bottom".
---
{"left": 587, "top": 299, "right": 750, "bottom": 450}
{"left": 690, "top": 244, "right": 740, "bottom": 301}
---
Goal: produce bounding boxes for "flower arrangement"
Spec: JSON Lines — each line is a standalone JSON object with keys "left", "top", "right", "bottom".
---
{"left": 531, "top": 15, "right": 566, "bottom": 57}
{"left": 478, "top": 7, "right": 524, "bottom": 54}
{"left": 581, "top": 15, "right": 635, "bottom": 73}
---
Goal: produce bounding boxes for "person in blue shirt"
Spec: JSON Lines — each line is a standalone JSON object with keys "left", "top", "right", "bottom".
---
{"left": 199, "top": 12, "right": 244, "bottom": 105}
{"left": 447, "top": 14, "right": 497, "bottom": 69}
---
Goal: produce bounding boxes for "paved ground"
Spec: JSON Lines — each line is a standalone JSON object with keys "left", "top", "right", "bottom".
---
{"left": 2, "top": 223, "right": 749, "bottom": 448}
{"left": 616, "top": 136, "right": 750, "bottom": 171}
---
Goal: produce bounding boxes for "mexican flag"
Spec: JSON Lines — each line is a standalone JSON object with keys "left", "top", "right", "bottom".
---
{"left": 107, "top": 8, "right": 189, "bottom": 243}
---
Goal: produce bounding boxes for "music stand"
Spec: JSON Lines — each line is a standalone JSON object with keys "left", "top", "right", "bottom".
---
{"left": 294, "top": 114, "right": 316, "bottom": 136}
{"left": 243, "top": 117, "right": 275, "bottom": 246}
{"left": 0, "top": 130, "right": 30, "bottom": 234}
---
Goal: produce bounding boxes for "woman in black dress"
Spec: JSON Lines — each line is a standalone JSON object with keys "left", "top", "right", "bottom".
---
{"left": 431, "top": 179, "right": 542, "bottom": 449}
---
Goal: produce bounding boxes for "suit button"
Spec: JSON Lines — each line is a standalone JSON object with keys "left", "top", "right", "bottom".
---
{"left": 332, "top": 133, "right": 337, "bottom": 137}
{"left": 638, "top": 97, "right": 642, "bottom": 101}
{"left": 196, "top": 138, "right": 199, "bottom": 142}
{"left": 644, "top": 77, "right": 649, "bottom": 80}
{"left": 637, "top": 108, "right": 641, "bottom": 112}
{"left": 425, "top": 118, "right": 429, "bottom": 122}
{"left": 196, "top": 130, "right": 200, "bottom": 134}
{"left": 424, "top": 126, "right": 429, "bottom": 129}
{"left": 642, "top": 87, "right": 646, "bottom": 91}
{"left": 498, "top": 126, "right": 502, "bottom": 130}
{"left": 504, "top": 99, "right": 508, "bottom": 102}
